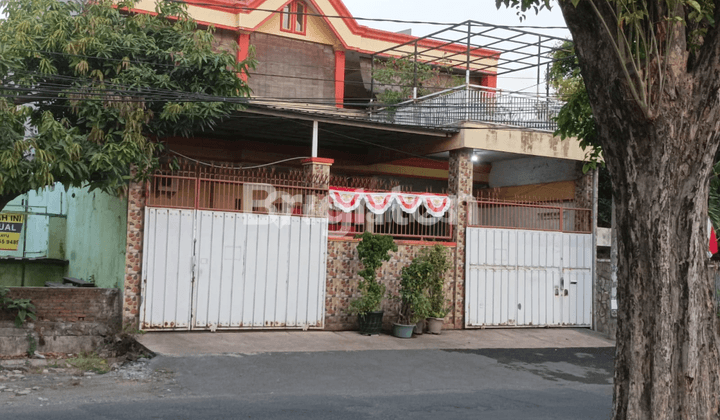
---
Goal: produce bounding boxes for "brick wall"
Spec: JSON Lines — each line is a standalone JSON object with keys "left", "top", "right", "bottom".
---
{"left": 250, "top": 32, "right": 335, "bottom": 101}
{"left": 0, "top": 288, "right": 121, "bottom": 356}
{"left": 325, "top": 238, "right": 457, "bottom": 331}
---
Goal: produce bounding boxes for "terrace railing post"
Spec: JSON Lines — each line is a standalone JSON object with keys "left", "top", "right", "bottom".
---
{"left": 413, "top": 41, "right": 418, "bottom": 100}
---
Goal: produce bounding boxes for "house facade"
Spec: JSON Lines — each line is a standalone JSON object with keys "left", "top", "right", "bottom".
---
{"left": 120, "top": 0, "right": 596, "bottom": 332}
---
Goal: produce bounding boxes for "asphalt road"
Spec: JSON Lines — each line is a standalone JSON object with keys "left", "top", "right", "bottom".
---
{"left": 2, "top": 347, "right": 614, "bottom": 420}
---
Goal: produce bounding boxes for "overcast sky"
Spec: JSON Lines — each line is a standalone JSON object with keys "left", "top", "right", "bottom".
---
{"left": 342, "top": 0, "right": 571, "bottom": 93}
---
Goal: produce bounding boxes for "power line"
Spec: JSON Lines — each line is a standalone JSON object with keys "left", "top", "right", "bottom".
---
{"left": 163, "top": 1, "right": 570, "bottom": 29}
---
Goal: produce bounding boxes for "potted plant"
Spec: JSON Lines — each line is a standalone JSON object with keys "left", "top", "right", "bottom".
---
{"left": 422, "top": 245, "right": 452, "bottom": 335}
{"left": 348, "top": 232, "right": 398, "bottom": 335}
{"left": 393, "top": 258, "right": 432, "bottom": 338}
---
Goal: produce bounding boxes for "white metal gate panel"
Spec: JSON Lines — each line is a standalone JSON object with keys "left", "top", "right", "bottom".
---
{"left": 465, "top": 228, "right": 592, "bottom": 328}
{"left": 140, "top": 208, "right": 195, "bottom": 330}
{"left": 141, "top": 207, "right": 328, "bottom": 331}
{"left": 193, "top": 211, "right": 328, "bottom": 329}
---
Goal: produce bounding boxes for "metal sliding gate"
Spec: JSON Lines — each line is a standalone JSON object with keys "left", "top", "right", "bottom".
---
{"left": 465, "top": 227, "right": 592, "bottom": 328}
{"left": 140, "top": 207, "right": 329, "bottom": 331}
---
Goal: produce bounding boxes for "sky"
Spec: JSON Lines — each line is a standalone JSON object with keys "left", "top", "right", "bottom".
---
{"left": 341, "top": 0, "right": 571, "bottom": 94}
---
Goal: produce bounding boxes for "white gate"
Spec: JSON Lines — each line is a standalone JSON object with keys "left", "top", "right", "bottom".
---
{"left": 465, "top": 227, "right": 592, "bottom": 328}
{"left": 140, "top": 208, "right": 328, "bottom": 331}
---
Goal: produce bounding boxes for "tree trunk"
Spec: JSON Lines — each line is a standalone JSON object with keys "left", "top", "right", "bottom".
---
{"left": 558, "top": 1, "right": 720, "bottom": 419}
{"left": 610, "top": 125, "right": 720, "bottom": 420}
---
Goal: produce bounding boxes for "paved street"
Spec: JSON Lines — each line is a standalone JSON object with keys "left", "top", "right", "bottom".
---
{"left": 1, "top": 335, "right": 615, "bottom": 420}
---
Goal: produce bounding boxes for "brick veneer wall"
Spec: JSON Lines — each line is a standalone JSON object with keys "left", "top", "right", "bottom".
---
{"left": 325, "top": 238, "right": 457, "bottom": 331}
{"left": 448, "top": 149, "right": 473, "bottom": 329}
{"left": 0, "top": 288, "right": 121, "bottom": 356}
{"left": 250, "top": 32, "right": 335, "bottom": 101}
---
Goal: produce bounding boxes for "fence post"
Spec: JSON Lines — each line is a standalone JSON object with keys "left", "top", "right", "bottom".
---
{"left": 301, "top": 158, "right": 333, "bottom": 217}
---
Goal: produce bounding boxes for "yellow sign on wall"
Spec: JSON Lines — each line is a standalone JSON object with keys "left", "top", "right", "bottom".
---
{"left": 0, "top": 213, "right": 24, "bottom": 251}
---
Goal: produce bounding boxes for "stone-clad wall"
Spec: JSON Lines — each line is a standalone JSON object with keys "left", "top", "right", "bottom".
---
{"left": 596, "top": 260, "right": 720, "bottom": 340}
{"left": 325, "top": 238, "right": 457, "bottom": 331}
{"left": 594, "top": 259, "right": 616, "bottom": 339}
{"left": 123, "top": 179, "right": 146, "bottom": 326}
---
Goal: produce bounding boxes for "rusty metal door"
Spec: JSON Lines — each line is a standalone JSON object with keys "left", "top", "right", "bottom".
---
{"left": 465, "top": 228, "right": 592, "bottom": 328}
{"left": 140, "top": 208, "right": 196, "bottom": 330}
{"left": 140, "top": 208, "right": 328, "bottom": 331}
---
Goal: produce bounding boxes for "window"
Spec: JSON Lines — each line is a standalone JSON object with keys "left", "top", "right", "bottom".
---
{"left": 280, "top": 1, "right": 306, "bottom": 35}
{"left": 281, "top": 5, "right": 291, "bottom": 30}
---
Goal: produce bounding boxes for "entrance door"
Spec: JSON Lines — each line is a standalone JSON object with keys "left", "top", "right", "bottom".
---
{"left": 465, "top": 227, "right": 592, "bottom": 327}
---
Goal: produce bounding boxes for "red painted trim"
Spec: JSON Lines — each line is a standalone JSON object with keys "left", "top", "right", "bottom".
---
{"left": 481, "top": 74, "right": 498, "bottom": 89}
{"left": 302, "top": 157, "right": 335, "bottom": 165}
{"left": 295, "top": 2, "right": 308, "bottom": 35}
{"left": 129, "top": 0, "right": 500, "bottom": 75}
{"left": 237, "top": 32, "right": 251, "bottom": 82}
{"left": 328, "top": 236, "right": 457, "bottom": 247}
{"left": 278, "top": 1, "right": 307, "bottom": 36}
{"left": 334, "top": 50, "right": 345, "bottom": 108}
{"left": 239, "top": 0, "right": 498, "bottom": 62}
{"left": 386, "top": 158, "right": 449, "bottom": 171}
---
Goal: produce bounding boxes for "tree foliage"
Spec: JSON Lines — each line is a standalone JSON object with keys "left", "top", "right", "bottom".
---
{"left": 372, "top": 55, "right": 464, "bottom": 105}
{"left": 0, "top": 0, "right": 254, "bottom": 208}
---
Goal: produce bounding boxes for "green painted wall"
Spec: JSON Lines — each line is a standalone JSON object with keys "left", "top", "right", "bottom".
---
{"left": 0, "top": 185, "right": 128, "bottom": 289}
{"left": 0, "top": 261, "right": 67, "bottom": 287}
{"left": 64, "top": 187, "right": 128, "bottom": 289}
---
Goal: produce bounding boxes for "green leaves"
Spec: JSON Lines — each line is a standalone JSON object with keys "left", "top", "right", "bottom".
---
{"left": 0, "top": 0, "right": 253, "bottom": 203}
{"left": 348, "top": 232, "right": 398, "bottom": 315}
{"left": 0, "top": 286, "right": 37, "bottom": 328}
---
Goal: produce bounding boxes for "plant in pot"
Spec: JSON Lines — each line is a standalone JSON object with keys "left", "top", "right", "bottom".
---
{"left": 393, "top": 258, "right": 432, "bottom": 338}
{"left": 422, "top": 245, "right": 452, "bottom": 335}
{"left": 348, "top": 231, "right": 398, "bottom": 335}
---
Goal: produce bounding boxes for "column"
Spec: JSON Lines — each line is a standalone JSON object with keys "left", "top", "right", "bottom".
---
{"left": 302, "top": 158, "right": 333, "bottom": 217}
{"left": 448, "top": 148, "right": 473, "bottom": 329}
{"left": 334, "top": 50, "right": 346, "bottom": 108}
{"left": 237, "top": 32, "right": 251, "bottom": 82}
{"left": 123, "top": 172, "right": 147, "bottom": 327}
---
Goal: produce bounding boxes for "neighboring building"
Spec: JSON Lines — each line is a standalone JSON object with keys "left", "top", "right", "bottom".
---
{"left": 0, "top": 186, "right": 127, "bottom": 289}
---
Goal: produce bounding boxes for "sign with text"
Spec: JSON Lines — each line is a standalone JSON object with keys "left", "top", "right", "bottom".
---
{"left": 0, "top": 213, "right": 24, "bottom": 251}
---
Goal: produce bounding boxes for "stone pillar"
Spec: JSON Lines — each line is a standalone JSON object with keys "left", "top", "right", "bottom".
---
{"left": 448, "top": 148, "right": 473, "bottom": 329}
{"left": 123, "top": 176, "right": 147, "bottom": 327}
{"left": 302, "top": 158, "right": 333, "bottom": 217}
{"left": 574, "top": 165, "right": 594, "bottom": 232}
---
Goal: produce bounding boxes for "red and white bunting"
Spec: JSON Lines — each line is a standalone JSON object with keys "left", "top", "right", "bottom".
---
{"left": 329, "top": 189, "right": 452, "bottom": 218}
{"left": 329, "top": 189, "right": 363, "bottom": 213}
{"left": 395, "top": 193, "right": 423, "bottom": 213}
{"left": 364, "top": 193, "right": 395, "bottom": 215}
{"left": 423, "top": 195, "right": 452, "bottom": 218}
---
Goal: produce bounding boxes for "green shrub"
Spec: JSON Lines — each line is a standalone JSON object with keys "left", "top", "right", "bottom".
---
{"left": 348, "top": 232, "right": 398, "bottom": 316}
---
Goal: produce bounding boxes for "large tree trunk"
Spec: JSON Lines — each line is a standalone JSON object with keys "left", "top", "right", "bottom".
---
{"left": 558, "top": 1, "right": 720, "bottom": 419}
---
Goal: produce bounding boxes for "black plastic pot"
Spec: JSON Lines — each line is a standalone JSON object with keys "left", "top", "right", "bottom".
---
{"left": 357, "top": 311, "right": 384, "bottom": 335}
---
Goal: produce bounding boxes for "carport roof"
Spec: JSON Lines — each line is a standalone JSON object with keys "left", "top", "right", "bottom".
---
{"left": 196, "top": 102, "right": 458, "bottom": 158}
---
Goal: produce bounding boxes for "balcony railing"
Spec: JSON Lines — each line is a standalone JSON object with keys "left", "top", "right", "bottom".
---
{"left": 369, "top": 84, "right": 564, "bottom": 132}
